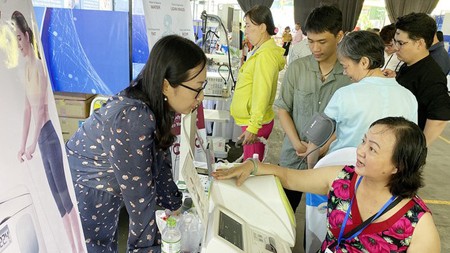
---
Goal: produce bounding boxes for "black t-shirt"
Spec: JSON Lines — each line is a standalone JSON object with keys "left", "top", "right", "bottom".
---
{"left": 396, "top": 55, "right": 450, "bottom": 129}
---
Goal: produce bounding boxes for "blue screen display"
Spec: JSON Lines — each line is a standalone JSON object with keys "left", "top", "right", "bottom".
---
{"left": 36, "top": 7, "right": 131, "bottom": 94}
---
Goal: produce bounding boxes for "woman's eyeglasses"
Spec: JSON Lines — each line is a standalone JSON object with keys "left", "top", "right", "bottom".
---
{"left": 178, "top": 80, "right": 208, "bottom": 99}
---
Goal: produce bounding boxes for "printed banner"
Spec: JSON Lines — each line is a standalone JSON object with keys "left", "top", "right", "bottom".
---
{"left": 0, "top": 1, "right": 86, "bottom": 252}
{"left": 142, "top": 0, "right": 195, "bottom": 49}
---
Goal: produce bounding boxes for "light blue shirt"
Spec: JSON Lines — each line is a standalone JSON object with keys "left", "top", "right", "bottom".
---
{"left": 325, "top": 76, "right": 418, "bottom": 153}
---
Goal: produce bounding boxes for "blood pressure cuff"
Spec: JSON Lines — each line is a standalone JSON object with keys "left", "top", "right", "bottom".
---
{"left": 302, "top": 113, "right": 336, "bottom": 147}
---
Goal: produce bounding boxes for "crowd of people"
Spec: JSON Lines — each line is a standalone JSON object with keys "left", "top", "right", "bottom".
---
{"left": 23, "top": 3, "right": 448, "bottom": 253}
{"left": 220, "top": 4, "right": 449, "bottom": 253}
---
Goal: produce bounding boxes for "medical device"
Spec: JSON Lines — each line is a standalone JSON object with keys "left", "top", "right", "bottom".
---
{"left": 181, "top": 152, "right": 296, "bottom": 253}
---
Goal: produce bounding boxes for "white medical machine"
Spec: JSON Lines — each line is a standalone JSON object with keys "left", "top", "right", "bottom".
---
{"left": 0, "top": 185, "right": 47, "bottom": 253}
{"left": 181, "top": 152, "right": 296, "bottom": 253}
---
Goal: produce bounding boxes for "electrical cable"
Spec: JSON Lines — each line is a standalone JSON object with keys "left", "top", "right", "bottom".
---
{"left": 204, "top": 30, "right": 220, "bottom": 54}
{"left": 297, "top": 145, "right": 321, "bottom": 169}
{"left": 201, "top": 12, "right": 236, "bottom": 87}
{"left": 217, "top": 64, "right": 230, "bottom": 84}
{"left": 215, "top": 18, "right": 236, "bottom": 87}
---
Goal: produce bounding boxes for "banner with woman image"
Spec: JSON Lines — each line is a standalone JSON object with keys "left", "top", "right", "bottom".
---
{"left": 0, "top": 1, "right": 86, "bottom": 252}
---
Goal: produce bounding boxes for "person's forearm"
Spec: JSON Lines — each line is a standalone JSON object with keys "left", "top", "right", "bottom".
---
{"left": 256, "top": 162, "right": 291, "bottom": 188}
{"left": 214, "top": 159, "right": 335, "bottom": 195}
{"left": 20, "top": 106, "right": 32, "bottom": 149}
{"left": 256, "top": 162, "right": 333, "bottom": 195}
{"left": 31, "top": 105, "right": 46, "bottom": 146}
{"left": 320, "top": 133, "right": 336, "bottom": 157}
{"left": 277, "top": 109, "right": 302, "bottom": 148}
{"left": 423, "top": 119, "right": 448, "bottom": 146}
{"left": 306, "top": 144, "right": 320, "bottom": 169}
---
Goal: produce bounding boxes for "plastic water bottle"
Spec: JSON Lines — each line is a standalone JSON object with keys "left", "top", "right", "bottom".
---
{"left": 161, "top": 217, "right": 181, "bottom": 253}
{"left": 180, "top": 213, "right": 194, "bottom": 253}
{"left": 180, "top": 212, "right": 202, "bottom": 253}
{"left": 253, "top": 153, "right": 260, "bottom": 162}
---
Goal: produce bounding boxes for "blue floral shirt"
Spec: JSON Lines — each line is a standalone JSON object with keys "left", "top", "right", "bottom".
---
{"left": 66, "top": 95, "right": 182, "bottom": 250}
{"left": 321, "top": 166, "right": 430, "bottom": 253}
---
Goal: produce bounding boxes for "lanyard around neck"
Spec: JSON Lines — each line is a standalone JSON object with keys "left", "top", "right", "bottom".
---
{"left": 336, "top": 176, "right": 396, "bottom": 250}
{"left": 382, "top": 54, "right": 394, "bottom": 71}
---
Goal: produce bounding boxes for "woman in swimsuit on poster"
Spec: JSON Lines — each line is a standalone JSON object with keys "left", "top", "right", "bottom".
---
{"left": 13, "top": 10, "right": 86, "bottom": 253}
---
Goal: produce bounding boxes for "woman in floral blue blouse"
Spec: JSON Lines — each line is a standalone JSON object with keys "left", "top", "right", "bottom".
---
{"left": 66, "top": 35, "right": 207, "bottom": 252}
{"left": 213, "top": 117, "right": 440, "bottom": 252}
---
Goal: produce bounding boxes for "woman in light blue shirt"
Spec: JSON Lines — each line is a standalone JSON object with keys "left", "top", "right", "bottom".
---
{"left": 322, "top": 31, "right": 418, "bottom": 155}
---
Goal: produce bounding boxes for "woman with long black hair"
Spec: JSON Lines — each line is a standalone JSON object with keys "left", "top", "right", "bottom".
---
{"left": 66, "top": 35, "right": 207, "bottom": 252}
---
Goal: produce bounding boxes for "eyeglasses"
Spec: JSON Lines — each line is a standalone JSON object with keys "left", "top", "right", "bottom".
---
{"left": 178, "top": 80, "right": 208, "bottom": 99}
{"left": 393, "top": 39, "right": 409, "bottom": 47}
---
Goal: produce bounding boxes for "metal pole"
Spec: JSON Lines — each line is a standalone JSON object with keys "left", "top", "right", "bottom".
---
{"left": 128, "top": 0, "right": 133, "bottom": 82}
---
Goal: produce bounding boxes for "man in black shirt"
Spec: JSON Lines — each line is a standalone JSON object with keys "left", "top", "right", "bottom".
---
{"left": 394, "top": 13, "right": 450, "bottom": 145}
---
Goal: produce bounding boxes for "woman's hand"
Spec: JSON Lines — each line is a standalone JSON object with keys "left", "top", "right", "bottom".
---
{"left": 24, "top": 144, "right": 37, "bottom": 160}
{"left": 382, "top": 68, "right": 396, "bottom": 78}
{"left": 17, "top": 148, "right": 25, "bottom": 162}
{"left": 212, "top": 161, "right": 254, "bottom": 186}
{"left": 239, "top": 130, "right": 258, "bottom": 145}
{"left": 171, "top": 207, "right": 182, "bottom": 216}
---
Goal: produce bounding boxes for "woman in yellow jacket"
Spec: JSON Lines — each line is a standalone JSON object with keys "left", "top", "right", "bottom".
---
{"left": 230, "top": 5, "right": 285, "bottom": 161}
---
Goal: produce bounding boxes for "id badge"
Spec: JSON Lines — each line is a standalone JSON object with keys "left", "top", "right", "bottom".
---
{"left": 325, "top": 248, "right": 333, "bottom": 253}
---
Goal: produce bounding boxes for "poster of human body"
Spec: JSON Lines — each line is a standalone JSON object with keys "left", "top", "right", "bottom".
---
{"left": 0, "top": 1, "right": 86, "bottom": 252}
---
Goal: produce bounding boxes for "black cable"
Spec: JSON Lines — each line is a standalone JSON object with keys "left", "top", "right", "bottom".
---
{"left": 226, "top": 64, "right": 232, "bottom": 85}
{"left": 215, "top": 17, "right": 236, "bottom": 88}
{"left": 202, "top": 15, "right": 207, "bottom": 52}
{"left": 202, "top": 13, "right": 237, "bottom": 88}
{"left": 298, "top": 145, "right": 321, "bottom": 169}
{"left": 217, "top": 64, "right": 229, "bottom": 84}
{"left": 204, "top": 30, "right": 220, "bottom": 54}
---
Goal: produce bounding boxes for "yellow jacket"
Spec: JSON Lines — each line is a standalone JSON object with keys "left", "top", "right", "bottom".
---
{"left": 230, "top": 38, "right": 285, "bottom": 134}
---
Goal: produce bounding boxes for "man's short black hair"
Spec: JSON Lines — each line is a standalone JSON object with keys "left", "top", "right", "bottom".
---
{"left": 304, "top": 5, "right": 343, "bottom": 36}
{"left": 395, "top": 12, "right": 436, "bottom": 49}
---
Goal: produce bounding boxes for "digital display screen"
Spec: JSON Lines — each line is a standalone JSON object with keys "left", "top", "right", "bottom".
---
{"left": 218, "top": 211, "right": 244, "bottom": 250}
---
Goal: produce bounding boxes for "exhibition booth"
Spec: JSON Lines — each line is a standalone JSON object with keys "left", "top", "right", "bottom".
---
{"left": 1, "top": 1, "right": 449, "bottom": 253}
